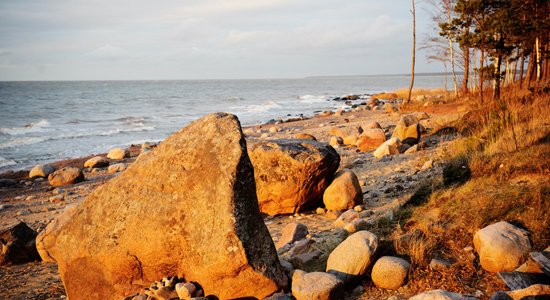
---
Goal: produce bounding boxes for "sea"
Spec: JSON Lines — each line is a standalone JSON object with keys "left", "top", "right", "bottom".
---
{"left": 0, "top": 74, "right": 448, "bottom": 172}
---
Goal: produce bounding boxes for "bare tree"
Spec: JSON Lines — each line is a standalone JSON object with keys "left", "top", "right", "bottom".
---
{"left": 406, "top": 0, "right": 416, "bottom": 105}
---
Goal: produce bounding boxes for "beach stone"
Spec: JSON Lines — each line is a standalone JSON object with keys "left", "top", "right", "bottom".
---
{"left": 291, "top": 270, "right": 344, "bottom": 300}
{"left": 0, "top": 221, "right": 40, "bottom": 265}
{"left": 29, "top": 164, "right": 55, "bottom": 178}
{"left": 175, "top": 282, "right": 197, "bottom": 299}
{"left": 276, "top": 222, "right": 309, "bottom": 249}
{"left": 383, "top": 103, "right": 398, "bottom": 113}
{"left": 333, "top": 209, "right": 360, "bottom": 228}
{"left": 47, "top": 167, "right": 84, "bottom": 186}
{"left": 363, "top": 121, "right": 382, "bottom": 130}
{"left": 329, "top": 136, "right": 343, "bottom": 147}
{"left": 430, "top": 258, "right": 451, "bottom": 270}
{"left": 248, "top": 139, "right": 340, "bottom": 215}
{"left": 373, "top": 138, "right": 401, "bottom": 159}
{"left": 489, "top": 284, "right": 550, "bottom": 300}
{"left": 266, "top": 292, "right": 293, "bottom": 300}
{"left": 107, "top": 163, "right": 127, "bottom": 174}
{"left": 328, "top": 126, "right": 363, "bottom": 140}
{"left": 326, "top": 230, "right": 378, "bottom": 284}
{"left": 473, "top": 221, "right": 531, "bottom": 272}
{"left": 84, "top": 156, "right": 109, "bottom": 168}
{"left": 107, "top": 147, "right": 128, "bottom": 160}
{"left": 392, "top": 116, "right": 421, "bottom": 145}
{"left": 410, "top": 290, "right": 479, "bottom": 300}
{"left": 295, "top": 133, "right": 317, "bottom": 141}
{"left": 343, "top": 218, "right": 368, "bottom": 233}
{"left": 371, "top": 256, "right": 410, "bottom": 290}
{"left": 323, "top": 170, "right": 362, "bottom": 211}
{"left": 356, "top": 128, "right": 386, "bottom": 152}
{"left": 36, "top": 113, "right": 287, "bottom": 300}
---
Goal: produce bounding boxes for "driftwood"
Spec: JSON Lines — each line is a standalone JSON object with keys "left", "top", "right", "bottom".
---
{"left": 497, "top": 251, "right": 550, "bottom": 290}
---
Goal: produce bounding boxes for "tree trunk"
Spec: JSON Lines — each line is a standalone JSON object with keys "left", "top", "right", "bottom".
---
{"left": 449, "top": 40, "right": 458, "bottom": 96}
{"left": 493, "top": 54, "right": 501, "bottom": 100}
{"left": 536, "top": 36, "right": 541, "bottom": 81}
{"left": 462, "top": 46, "right": 470, "bottom": 95}
{"left": 472, "top": 48, "right": 477, "bottom": 92}
{"left": 480, "top": 50, "right": 485, "bottom": 104}
{"left": 526, "top": 46, "right": 535, "bottom": 86}
{"left": 512, "top": 49, "right": 518, "bottom": 84}
{"left": 406, "top": 0, "right": 416, "bottom": 105}
{"left": 519, "top": 45, "right": 526, "bottom": 88}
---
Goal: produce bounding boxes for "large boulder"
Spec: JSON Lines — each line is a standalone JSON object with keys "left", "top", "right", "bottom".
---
{"left": 29, "top": 164, "right": 55, "bottom": 178}
{"left": 473, "top": 221, "right": 531, "bottom": 272}
{"left": 248, "top": 139, "right": 340, "bottom": 215}
{"left": 48, "top": 167, "right": 84, "bottom": 186}
{"left": 326, "top": 230, "right": 378, "bottom": 284}
{"left": 36, "top": 113, "right": 287, "bottom": 300}
{"left": 291, "top": 270, "right": 344, "bottom": 300}
{"left": 323, "top": 170, "right": 362, "bottom": 211}
{"left": 371, "top": 256, "right": 410, "bottom": 290}
{"left": 0, "top": 221, "right": 40, "bottom": 265}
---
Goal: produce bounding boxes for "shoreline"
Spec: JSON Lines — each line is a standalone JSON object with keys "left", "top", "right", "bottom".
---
{"left": 1, "top": 90, "right": 477, "bottom": 299}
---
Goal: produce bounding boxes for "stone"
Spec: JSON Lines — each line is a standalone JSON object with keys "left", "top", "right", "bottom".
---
{"left": 343, "top": 135, "right": 359, "bottom": 146}
{"left": 266, "top": 292, "right": 293, "bottom": 300}
{"left": 430, "top": 258, "right": 451, "bottom": 270}
{"left": 107, "top": 147, "right": 128, "bottom": 160}
{"left": 356, "top": 129, "right": 386, "bottom": 152}
{"left": 326, "top": 230, "right": 378, "bottom": 284}
{"left": 392, "top": 122, "right": 420, "bottom": 145}
{"left": 107, "top": 163, "right": 127, "bottom": 174}
{"left": 295, "top": 133, "right": 317, "bottom": 141}
{"left": 36, "top": 113, "right": 287, "bottom": 300}
{"left": 175, "top": 282, "right": 197, "bottom": 300}
{"left": 405, "top": 144, "right": 421, "bottom": 154}
{"left": 84, "top": 156, "right": 109, "bottom": 168}
{"left": 473, "top": 221, "right": 531, "bottom": 272}
{"left": 383, "top": 103, "right": 398, "bottom": 113}
{"left": 276, "top": 222, "right": 309, "bottom": 249}
{"left": 29, "top": 164, "right": 56, "bottom": 178}
{"left": 422, "top": 159, "right": 434, "bottom": 170}
{"left": 363, "top": 121, "right": 382, "bottom": 130}
{"left": 323, "top": 170, "right": 362, "bottom": 211}
{"left": 248, "top": 139, "right": 340, "bottom": 215}
{"left": 316, "top": 207, "right": 326, "bottom": 214}
{"left": 291, "top": 270, "right": 344, "bottom": 300}
{"left": 400, "top": 114, "right": 419, "bottom": 126}
{"left": 0, "top": 221, "right": 40, "bottom": 265}
{"left": 333, "top": 209, "right": 360, "bottom": 228}
{"left": 343, "top": 219, "right": 368, "bottom": 233}
{"left": 373, "top": 138, "right": 401, "bottom": 159}
{"left": 47, "top": 167, "right": 84, "bottom": 186}
{"left": 489, "top": 284, "right": 550, "bottom": 300}
{"left": 371, "top": 256, "right": 410, "bottom": 290}
{"left": 329, "top": 136, "right": 343, "bottom": 147}
{"left": 0, "top": 178, "right": 17, "bottom": 188}
{"left": 328, "top": 126, "right": 363, "bottom": 140}
{"left": 410, "top": 290, "right": 479, "bottom": 300}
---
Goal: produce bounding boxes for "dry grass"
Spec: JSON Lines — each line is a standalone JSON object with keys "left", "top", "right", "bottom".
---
{"left": 388, "top": 87, "right": 550, "bottom": 296}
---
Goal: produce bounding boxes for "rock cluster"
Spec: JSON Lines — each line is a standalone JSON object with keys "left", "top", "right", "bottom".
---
{"left": 124, "top": 276, "right": 204, "bottom": 300}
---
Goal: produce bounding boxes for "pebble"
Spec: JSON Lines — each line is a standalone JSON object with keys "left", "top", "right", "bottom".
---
{"left": 316, "top": 207, "right": 326, "bottom": 214}
{"left": 52, "top": 188, "right": 64, "bottom": 195}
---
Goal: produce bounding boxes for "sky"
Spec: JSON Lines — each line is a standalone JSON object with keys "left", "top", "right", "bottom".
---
{"left": 0, "top": 0, "right": 441, "bottom": 81}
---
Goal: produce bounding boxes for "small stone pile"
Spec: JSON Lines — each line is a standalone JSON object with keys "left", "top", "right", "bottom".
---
{"left": 124, "top": 276, "right": 205, "bottom": 300}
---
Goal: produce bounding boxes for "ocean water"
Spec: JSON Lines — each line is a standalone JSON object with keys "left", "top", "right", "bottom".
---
{"left": 0, "top": 75, "right": 447, "bottom": 172}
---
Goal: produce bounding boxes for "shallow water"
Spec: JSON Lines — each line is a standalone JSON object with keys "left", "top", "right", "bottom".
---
{"left": 0, "top": 75, "right": 447, "bottom": 171}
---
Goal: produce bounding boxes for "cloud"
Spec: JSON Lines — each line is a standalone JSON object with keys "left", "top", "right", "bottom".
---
{"left": 87, "top": 44, "right": 129, "bottom": 61}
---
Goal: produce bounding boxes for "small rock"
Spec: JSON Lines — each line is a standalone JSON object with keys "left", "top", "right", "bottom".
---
{"left": 108, "top": 163, "right": 127, "bottom": 174}
{"left": 295, "top": 133, "right": 317, "bottom": 141}
{"left": 326, "top": 230, "right": 379, "bottom": 284}
{"left": 373, "top": 138, "right": 401, "bottom": 158}
{"left": 49, "top": 195, "right": 65, "bottom": 203}
{"left": 430, "top": 258, "right": 451, "bottom": 270}
{"left": 473, "top": 221, "right": 531, "bottom": 272}
{"left": 175, "top": 282, "right": 197, "bottom": 299}
{"left": 0, "top": 221, "right": 40, "bottom": 265}
{"left": 276, "top": 222, "right": 309, "bottom": 249}
{"left": 323, "top": 169, "right": 362, "bottom": 211}
{"left": 371, "top": 256, "right": 410, "bottom": 290}
{"left": 84, "top": 156, "right": 109, "bottom": 168}
{"left": 107, "top": 147, "right": 128, "bottom": 160}
{"left": 52, "top": 187, "right": 64, "bottom": 195}
{"left": 316, "top": 207, "right": 326, "bottom": 214}
{"left": 421, "top": 160, "right": 434, "bottom": 170}
{"left": 329, "top": 136, "right": 344, "bottom": 147}
{"left": 29, "top": 164, "right": 56, "bottom": 178}
{"left": 48, "top": 167, "right": 84, "bottom": 186}
{"left": 291, "top": 270, "right": 344, "bottom": 300}
{"left": 333, "top": 209, "right": 360, "bottom": 228}
{"left": 353, "top": 205, "right": 363, "bottom": 212}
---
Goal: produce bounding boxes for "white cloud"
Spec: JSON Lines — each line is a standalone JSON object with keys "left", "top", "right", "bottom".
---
{"left": 87, "top": 44, "right": 129, "bottom": 61}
